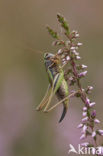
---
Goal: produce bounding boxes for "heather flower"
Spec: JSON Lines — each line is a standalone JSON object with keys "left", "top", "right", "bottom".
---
{"left": 77, "top": 42, "right": 83, "bottom": 46}
{"left": 82, "top": 125, "right": 87, "bottom": 133}
{"left": 75, "top": 33, "right": 80, "bottom": 38}
{"left": 70, "top": 46, "right": 76, "bottom": 50}
{"left": 94, "top": 119, "right": 100, "bottom": 124}
{"left": 80, "top": 134, "right": 86, "bottom": 140}
{"left": 66, "top": 56, "right": 70, "bottom": 61}
{"left": 81, "top": 142, "right": 89, "bottom": 147}
{"left": 77, "top": 123, "right": 83, "bottom": 129}
{"left": 89, "top": 102, "right": 96, "bottom": 107}
{"left": 72, "top": 50, "right": 79, "bottom": 56}
{"left": 83, "top": 107, "right": 87, "bottom": 111}
{"left": 92, "top": 131, "right": 96, "bottom": 138}
{"left": 98, "top": 130, "right": 103, "bottom": 136}
{"left": 85, "top": 98, "right": 90, "bottom": 105}
{"left": 82, "top": 111, "right": 87, "bottom": 117}
{"left": 76, "top": 56, "right": 81, "bottom": 60}
{"left": 86, "top": 86, "right": 93, "bottom": 94}
{"left": 82, "top": 117, "right": 89, "bottom": 122}
{"left": 88, "top": 86, "right": 93, "bottom": 90}
{"left": 58, "top": 49, "right": 63, "bottom": 54}
{"left": 91, "top": 110, "right": 96, "bottom": 118}
{"left": 81, "top": 64, "right": 87, "bottom": 69}
{"left": 78, "top": 71, "right": 87, "bottom": 78}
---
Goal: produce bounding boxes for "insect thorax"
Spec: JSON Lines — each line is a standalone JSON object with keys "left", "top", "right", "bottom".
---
{"left": 45, "top": 59, "right": 59, "bottom": 78}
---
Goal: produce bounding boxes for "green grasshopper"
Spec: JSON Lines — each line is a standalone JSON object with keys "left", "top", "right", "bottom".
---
{"left": 36, "top": 53, "right": 69, "bottom": 123}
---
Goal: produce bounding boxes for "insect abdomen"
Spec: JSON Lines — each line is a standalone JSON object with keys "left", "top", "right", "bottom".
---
{"left": 56, "top": 79, "right": 69, "bottom": 122}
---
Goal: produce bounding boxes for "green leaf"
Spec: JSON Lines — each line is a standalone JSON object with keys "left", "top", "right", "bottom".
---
{"left": 57, "top": 13, "right": 70, "bottom": 35}
{"left": 46, "top": 26, "right": 59, "bottom": 39}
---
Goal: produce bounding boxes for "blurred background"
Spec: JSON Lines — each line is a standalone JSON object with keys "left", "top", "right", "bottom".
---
{"left": 0, "top": 0, "right": 103, "bottom": 156}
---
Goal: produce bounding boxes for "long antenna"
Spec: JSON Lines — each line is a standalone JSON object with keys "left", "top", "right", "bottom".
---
{"left": 25, "top": 47, "right": 43, "bottom": 55}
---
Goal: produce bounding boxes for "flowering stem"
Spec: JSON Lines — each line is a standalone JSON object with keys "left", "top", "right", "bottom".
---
{"left": 47, "top": 13, "right": 103, "bottom": 155}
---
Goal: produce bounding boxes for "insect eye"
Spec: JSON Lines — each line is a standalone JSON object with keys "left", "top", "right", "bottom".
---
{"left": 46, "top": 53, "right": 49, "bottom": 57}
{"left": 44, "top": 53, "right": 51, "bottom": 59}
{"left": 44, "top": 53, "right": 54, "bottom": 60}
{"left": 44, "top": 53, "right": 48, "bottom": 59}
